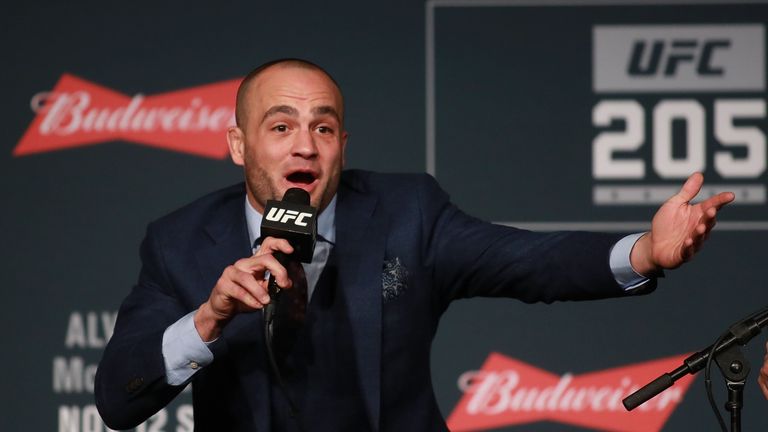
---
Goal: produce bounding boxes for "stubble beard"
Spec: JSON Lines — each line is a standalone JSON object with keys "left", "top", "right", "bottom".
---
{"left": 244, "top": 162, "right": 282, "bottom": 213}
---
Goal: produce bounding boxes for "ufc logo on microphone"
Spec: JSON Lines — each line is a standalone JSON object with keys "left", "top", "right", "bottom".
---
{"left": 265, "top": 208, "right": 313, "bottom": 226}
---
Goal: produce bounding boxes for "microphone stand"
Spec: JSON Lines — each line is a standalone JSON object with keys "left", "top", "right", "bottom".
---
{"left": 622, "top": 308, "right": 768, "bottom": 432}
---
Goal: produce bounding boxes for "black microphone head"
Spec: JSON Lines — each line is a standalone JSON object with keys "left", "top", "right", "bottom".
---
{"left": 282, "top": 187, "right": 310, "bottom": 205}
{"left": 260, "top": 188, "right": 317, "bottom": 263}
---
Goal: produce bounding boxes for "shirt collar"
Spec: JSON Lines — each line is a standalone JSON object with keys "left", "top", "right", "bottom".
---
{"left": 245, "top": 194, "right": 337, "bottom": 247}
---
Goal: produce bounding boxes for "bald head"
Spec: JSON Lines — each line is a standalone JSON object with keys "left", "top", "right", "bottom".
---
{"left": 235, "top": 59, "right": 344, "bottom": 129}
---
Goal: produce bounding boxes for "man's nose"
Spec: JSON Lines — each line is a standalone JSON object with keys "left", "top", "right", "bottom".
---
{"left": 291, "top": 129, "right": 318, "bottom": 158}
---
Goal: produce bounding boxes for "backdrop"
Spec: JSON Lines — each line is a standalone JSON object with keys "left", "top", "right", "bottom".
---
{"left": 2, "top": 0, "right": 767, "bottom": 431}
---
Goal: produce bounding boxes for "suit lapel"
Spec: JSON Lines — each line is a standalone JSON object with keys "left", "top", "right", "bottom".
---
{"left": 194, "top": 196, "right": 251, "bottom": 301}
{"left": 194, "top": 189, "right": 272, "bottom": 432}
{"left": 336, "top": 174, "right": 385, "bottom": 431}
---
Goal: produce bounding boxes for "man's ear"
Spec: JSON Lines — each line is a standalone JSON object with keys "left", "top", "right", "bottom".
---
{"left": 341, "top": 130, "right": 349, "bottom": 167}
{"left": 227, "top": 126, "right": 245, "bottom": 166}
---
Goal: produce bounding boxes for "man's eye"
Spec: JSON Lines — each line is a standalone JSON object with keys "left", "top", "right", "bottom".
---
{"left": 317, "top": 126, "right": 333, "bottom": 134}
{"left": 273, "top": 125, "right": 288, "bottom": 132}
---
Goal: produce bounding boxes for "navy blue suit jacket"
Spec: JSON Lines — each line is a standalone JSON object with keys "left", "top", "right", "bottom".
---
{"left": 95, "top": 170, "right": 648, "bottom": 431}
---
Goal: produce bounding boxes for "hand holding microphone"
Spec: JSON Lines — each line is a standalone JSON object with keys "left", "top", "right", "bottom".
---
{"left": 193, "top": 188, "right": 316, "bottom": 342}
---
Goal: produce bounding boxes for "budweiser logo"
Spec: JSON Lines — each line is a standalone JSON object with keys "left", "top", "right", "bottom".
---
{"left": 14, "top": 74, "right": 240, "bottom": 158}
{"left": 447, "top": 352, "right": 696, "bottom": 432}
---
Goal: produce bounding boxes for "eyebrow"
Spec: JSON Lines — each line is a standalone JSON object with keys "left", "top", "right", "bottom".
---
{"left": 312, "top": 106, "right": 341, "bottom": 123}
{"left": 261, "top": 105, "right": 298, "bottom": 123}
{"left": 260, "top": 104, "right": 342, "bottom": 125}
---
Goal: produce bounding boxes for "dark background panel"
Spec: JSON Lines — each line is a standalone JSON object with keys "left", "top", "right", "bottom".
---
{"left": 1, "top": 1, "right": 766, "bottom": 431}
{"left": 434, "top": 3, "right": 768, "bottom": 222}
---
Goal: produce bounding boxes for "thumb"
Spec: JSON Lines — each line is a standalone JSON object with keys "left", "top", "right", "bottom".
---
{"left": 674, "top": 172, "right": 704, "bottom": 203}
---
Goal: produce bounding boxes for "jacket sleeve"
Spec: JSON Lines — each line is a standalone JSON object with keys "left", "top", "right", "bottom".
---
{"left": 95, "top": 223, "right": 189, "bottom": 430}
{"left": 412, "top": 175, "right": 655, "bottom": 312}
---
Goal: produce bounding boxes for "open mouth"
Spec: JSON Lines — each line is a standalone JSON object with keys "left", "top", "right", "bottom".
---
{"left": 286, "top": 171, "right": 317, "bottom": 185}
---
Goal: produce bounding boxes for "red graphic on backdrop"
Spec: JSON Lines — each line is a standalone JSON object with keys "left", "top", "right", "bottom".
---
{"left": 14, "top": 74, "right": 240, "bottom": 159}
{"left": 447, "top": 352, "right": 696, "bottom": 432}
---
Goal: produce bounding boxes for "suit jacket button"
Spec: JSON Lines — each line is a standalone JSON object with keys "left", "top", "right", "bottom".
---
{"left": 125, "top": 377, "right": 144, "bottom": 393}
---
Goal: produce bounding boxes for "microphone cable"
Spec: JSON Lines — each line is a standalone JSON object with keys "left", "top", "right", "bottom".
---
{"left": 264, "top": 269, "right": 307, "bottom": 432}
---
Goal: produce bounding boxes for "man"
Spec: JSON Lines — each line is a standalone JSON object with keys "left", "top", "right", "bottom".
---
{"left": 95, "top": 59, "right": 734, "bottom": 431}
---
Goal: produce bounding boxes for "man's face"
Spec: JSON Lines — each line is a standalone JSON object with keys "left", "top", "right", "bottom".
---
{"left": 228, "top": 66, "right": 347, "bottom": 213}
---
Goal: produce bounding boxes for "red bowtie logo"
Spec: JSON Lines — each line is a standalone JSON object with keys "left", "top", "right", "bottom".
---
{"left": 447, "top": 352, "right": 696, "bottom": 432}
{"left": 14, "top": 74, "right": 240, "bottom": 159}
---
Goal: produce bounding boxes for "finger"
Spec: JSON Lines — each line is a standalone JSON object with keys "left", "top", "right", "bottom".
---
{"left": 681, "top": 239, "right": 695, "bottom": 261}
{"left": 674, "top": 172, "right": 704, "bottom": 203}
{"left": 703, "top": 213, "right": 717, "bottom": 233}
{"left": 701, "top": 191, "right": 735, "bottom": 211}
{"left": 252, "top": 253, "right": 293, "bottom": 290}
{"left": 229, "top": 283, "right": 266, "bottom": 310}
{"left": 702, "top": 210, "right": 719, "bottom": 236}
{"left": 234, "top": 254, "right": 292, "bottom": 288}
{"left": 255, "top": 237, "right": 294, "bottom": 257}
{"left": 233, "top": 255, "right": 267, "bottom": 276}
{"left": 228, "top": 256, "right": 293, "bottom": 301}
{"left": 687, "top": 220, "right": 712, "bottom": 252}
{"left": 209, "top": 272, "right": 263, "bottom": 315}
{"left": 222, "top": 266, "right": 271, "bottom": 305}
{"left": 682, "top": 225, "right": 710, "bottom": 258}
{"left": 693, "top": 207, "right": 717, "bottom": 233}
{"left": 689, "top": 225, "right": 705, "bottom": 248}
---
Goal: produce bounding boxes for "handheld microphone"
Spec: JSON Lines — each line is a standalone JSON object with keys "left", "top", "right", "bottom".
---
{"left": 260, "top": 188, "right": 316, "bottom": 430}
{"left": 260, "top": 188, "right": 317, "bottom": 323}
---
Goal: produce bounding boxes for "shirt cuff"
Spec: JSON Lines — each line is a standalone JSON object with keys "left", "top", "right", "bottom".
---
{"left": 162, "top": 311, "right": 214, "bottom": 386}
{"left": 610, "top": 232, "right": 650, "bottom": 291}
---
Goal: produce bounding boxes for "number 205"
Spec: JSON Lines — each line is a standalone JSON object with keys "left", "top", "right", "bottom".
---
{"left": 592, "top": 99, "right": 766, "bottom": 179}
